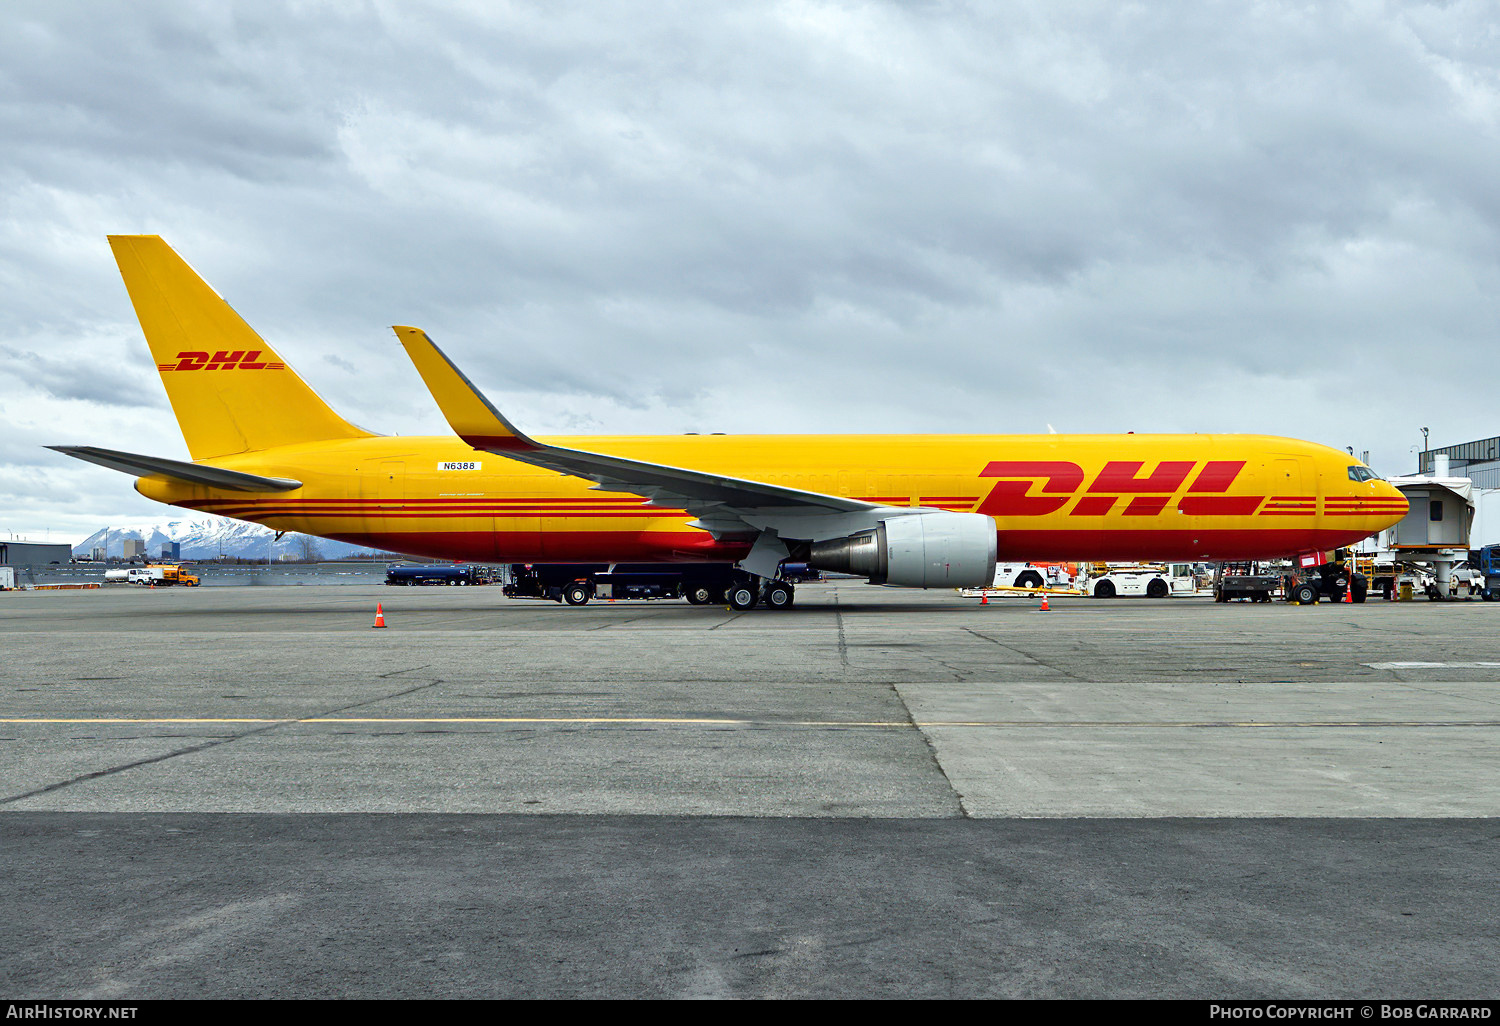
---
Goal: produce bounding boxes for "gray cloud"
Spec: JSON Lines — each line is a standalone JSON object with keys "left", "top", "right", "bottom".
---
{"left": 0, "top": 341, "right": 163, "bottom": 409}
{"left": 2, "top": 0, "right": 1499, "bottom": 538}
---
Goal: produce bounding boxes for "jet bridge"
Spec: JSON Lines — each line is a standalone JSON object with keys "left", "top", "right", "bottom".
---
{"left": 1381, "top": 469, "right": 1476, "bottom": 596}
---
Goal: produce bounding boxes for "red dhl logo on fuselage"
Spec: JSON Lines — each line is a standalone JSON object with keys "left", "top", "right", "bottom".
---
{"left": 976, "top": 460, "right": 1404, "bottom": 519}
{"left": 158, "top": 350, "right": 286, "bottom": 371}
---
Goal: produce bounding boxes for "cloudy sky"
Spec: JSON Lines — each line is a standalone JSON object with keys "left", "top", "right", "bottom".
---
{"left": 3, "top": 0, "right": 1498, "bottom": 542}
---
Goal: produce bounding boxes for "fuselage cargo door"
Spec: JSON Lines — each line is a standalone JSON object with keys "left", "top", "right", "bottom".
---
{"left": 1270, "top": 457, "right": 1304, "bottom": 497}
{"left": 1259, "top": 456, "right": 1319, "bottom": 540}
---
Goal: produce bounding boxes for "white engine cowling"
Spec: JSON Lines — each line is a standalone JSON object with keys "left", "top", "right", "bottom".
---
{"left": 808, "top": 511, "right": 997, "bottom": 588}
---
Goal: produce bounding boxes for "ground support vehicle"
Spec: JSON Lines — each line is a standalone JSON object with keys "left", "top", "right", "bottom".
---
{"left": 105, "top": 564, "right": 201, "bottom": 586}
{"left": 1281, "top": 557, "right": 1367, "bottom": 604}
{"left": 0, "top": 567, "right": 13, "bottom": 591}
{"left": 1166, "top": 562, "right": 1202, "bottom": 595}
{"left": 1083, "top": 564, "right": 1178, "bottom": 598}
{"left": 1212, "top": 562, "right": 1279, "bottom": 602}
{"left": 1445, "top": 562, "right": 1484, "bottom": 597}
{"left": 960, "top": 562, "right": 1081, "bottom": 599}
{"left": 503, "top": 563, "right": 796, "bottom": 610}
{"left": 1350, "top": 554, "right": 1452, "bottom": 601}
{"left": 993, "top": 563, "right": 1077, "bottom": 591}
{"left": 1468, "top": 546, "right": 1500, "bottom": 601}
{"left": 1350, "top": 555, "right": 1398, "bottom": 600}
{"left": 778, "top": 563, "right": 824, "bottom": 584}
{"left": 385, "top": 564, "right": 494, "bottom": 586}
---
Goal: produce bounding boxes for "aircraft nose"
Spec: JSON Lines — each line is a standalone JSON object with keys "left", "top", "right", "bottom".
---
{"left": 1374, "top": 479, "right": 1409, "bottom": 526}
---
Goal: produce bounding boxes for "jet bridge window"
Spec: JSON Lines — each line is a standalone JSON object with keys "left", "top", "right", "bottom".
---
{"left": 1347, "top": 466, "right": 1377, "bottom": 482}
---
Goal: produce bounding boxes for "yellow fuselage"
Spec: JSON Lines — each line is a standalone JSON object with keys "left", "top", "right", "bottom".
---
{"left": 136, "top": 432, "right": 1408, "bottom": 564}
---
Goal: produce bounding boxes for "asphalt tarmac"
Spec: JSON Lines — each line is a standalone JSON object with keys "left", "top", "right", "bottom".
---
{"left": 2, "top": 583, "right": 1497, "bottom": 997}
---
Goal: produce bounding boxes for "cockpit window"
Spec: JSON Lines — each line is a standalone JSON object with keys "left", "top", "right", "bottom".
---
{"left": 1347, "top": 466, "right": 1378, "bottom": 483}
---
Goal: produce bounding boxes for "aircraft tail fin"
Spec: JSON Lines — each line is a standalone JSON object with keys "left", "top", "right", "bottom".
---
{"left": 107, "top": 235, "right": 373, "bottom": 460}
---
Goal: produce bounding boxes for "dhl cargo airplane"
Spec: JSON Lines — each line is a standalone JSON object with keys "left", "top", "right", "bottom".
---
{"left": 51, "top": 236, "right": 1408, "bottom": 608}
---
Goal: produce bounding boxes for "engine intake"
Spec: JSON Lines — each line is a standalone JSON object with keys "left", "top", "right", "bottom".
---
{"left": 808, "top": 512, "right": 997, "bottom": 588}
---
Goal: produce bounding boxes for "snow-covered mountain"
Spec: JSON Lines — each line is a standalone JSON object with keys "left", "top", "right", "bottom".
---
{"left": 72, "top": 518, "right": 390, "bottom": 561}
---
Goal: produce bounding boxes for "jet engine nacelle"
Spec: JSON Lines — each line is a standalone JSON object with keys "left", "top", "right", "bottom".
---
{"left": 807, "top": 511, "right": 998, "bottom": 588}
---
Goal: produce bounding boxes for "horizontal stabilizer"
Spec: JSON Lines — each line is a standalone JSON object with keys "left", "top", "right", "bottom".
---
{"left": 48, "top": 446, "right": 301, "bottom": 492}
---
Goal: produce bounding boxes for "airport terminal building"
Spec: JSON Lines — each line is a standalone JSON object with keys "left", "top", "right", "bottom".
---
{"left": 1421, "top": 436, "right": 1500, "bottom": 488}
{"left": 0, "top": 540, "right": 72, "bottom": 566}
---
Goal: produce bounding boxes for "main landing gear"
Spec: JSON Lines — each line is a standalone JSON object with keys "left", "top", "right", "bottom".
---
{"left": 726, "top": 578, "right": 796, "bottom": 611}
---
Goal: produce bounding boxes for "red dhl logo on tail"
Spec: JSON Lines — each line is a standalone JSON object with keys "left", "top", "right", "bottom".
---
{"left": 158, "top": 350, "right": 286, "bottom": 372}
{"left": 977, "top": 460, "right": 1267, "bottom": 518}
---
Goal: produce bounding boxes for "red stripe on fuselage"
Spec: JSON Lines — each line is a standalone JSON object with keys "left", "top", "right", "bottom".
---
{"left": 995, "top": 528, "right": 1372, "bottom": 562}
{"left": 304, "top": 525, "right": 1384, "bottom": 565}
{"left": 1177, "top": 496, "right": 1263, "bottom": 515}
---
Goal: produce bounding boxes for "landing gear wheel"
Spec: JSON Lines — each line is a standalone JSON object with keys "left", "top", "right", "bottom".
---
{"left": 1093, "top": 580, "right": 1116, "bottom": 599}
{"left": 564, "top": 583, "right": 591, "bottom": 605}
{"left": 727, "top": 582, "right": 759, "bottom": 610}
{"left": 1146, "top": 578, "right": 1169, "bottom": 599}
{"left": 685, "top": 585, "right": 714, "bottom": 605}
{"left": 764, "top": 581, "right": 795, "bottom": 610}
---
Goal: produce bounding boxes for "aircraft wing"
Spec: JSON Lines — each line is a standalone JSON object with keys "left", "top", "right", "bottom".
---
{"left": 394, "top": 326, "right": 892, "bottom": 572}
{"left": 48, "top": 445, "right": 302, "bottom": 492}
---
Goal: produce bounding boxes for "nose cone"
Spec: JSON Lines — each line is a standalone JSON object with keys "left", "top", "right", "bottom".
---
{"left": 1348, "top": 478, "right": 1410, "bottom": 535}
{"left": 1377, "top": 480, "right": 1409, "bottom": 525}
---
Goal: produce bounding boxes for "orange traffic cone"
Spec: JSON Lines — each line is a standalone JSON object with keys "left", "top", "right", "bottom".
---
{"left": 1343, "top": 585, "right": 1353, "bottom": 604}
{"left": 372, "top": 603, "right": 387, "bottom": 629}
{"left": 1038, "top": 592, "right": 1050, "bottom": 612}
{"left": 980, "top": 591, "right": 988, "bottom": 605}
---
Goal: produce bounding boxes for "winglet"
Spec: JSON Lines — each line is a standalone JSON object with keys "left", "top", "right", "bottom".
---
{"left": 393, "top": 326, "right": 540, "bottom": 452}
